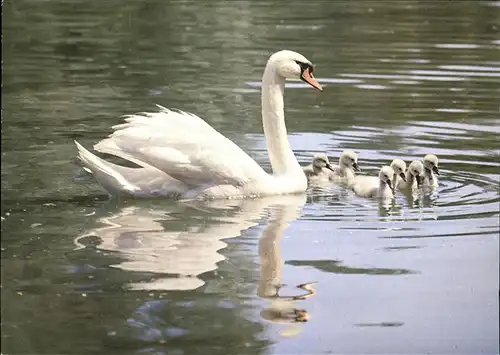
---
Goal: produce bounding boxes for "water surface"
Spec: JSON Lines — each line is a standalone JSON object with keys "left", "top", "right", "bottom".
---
{"left": 2, "top": 1, "right": 499, "bottom": 354}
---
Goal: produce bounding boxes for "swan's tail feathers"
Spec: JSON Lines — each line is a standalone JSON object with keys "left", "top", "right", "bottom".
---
{"left": 155, "top": 104, "right": 169, "bottom": 112}
{"left": 93, "top": 138, "right": 150, "bottom": 168}
{"left": 74, "top": 140, "right": 139, "bottom": 195}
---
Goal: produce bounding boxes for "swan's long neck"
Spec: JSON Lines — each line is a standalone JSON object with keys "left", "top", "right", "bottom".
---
{"left": 261, "top": 66, "right": 301, "bottom": 175}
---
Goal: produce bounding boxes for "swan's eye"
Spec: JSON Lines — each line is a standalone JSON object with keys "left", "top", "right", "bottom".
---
{"left": 294, "top": 60, "right": 313, "bottom": 74}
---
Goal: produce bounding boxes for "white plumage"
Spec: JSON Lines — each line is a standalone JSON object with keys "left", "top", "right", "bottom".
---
{"left": 75, "top": 140, "right": 187, "bottom": 197}
{"left": 75, "top": 50, "right": 323, "bottom": 199}
{"left": 302, "top": 153, "right": 335, "bottom": 184}
{"left": 398, "top": 160, "right": 424, "bottom": 191}
{"left": 423, "top": 154, "right": 440, "bottom": 188}
{"left": 323, "top": 150, "right": 361, "bottom": 186}
{"left": 390, "top": 159, "right": 407, "bottom": 189}
{"left": 351, "top": 165, "right": 395, "bottom": 200}
{"left": 94, "top": 106, "right": 267, "bottom": 187}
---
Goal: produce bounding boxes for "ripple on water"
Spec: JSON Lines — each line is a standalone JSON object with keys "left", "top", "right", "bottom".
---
{"left": 286, "top": 259, "right": 416, "bottom": 275}
{"left": 340, "top": 73, "right": 468, "bottom": 82}
{"left": 407, "top": 69, "right": 500, "bottom": 78}
{"left": 355, "top": 84, "right": 390, "bottom": 90}
{"left": 434, "top": 43, "right": 480, "bottom": 49}
{"left": 296, "top": 118, "right": 499, "bottom": 243}
{"left": 435, "top": 108, "right": 473, "bottom": 113}
{"left": 303, "top": 169, "right": 498, "bottom": 241}
{"left": 438, "top": 65, "right": 500, "bottom": 72}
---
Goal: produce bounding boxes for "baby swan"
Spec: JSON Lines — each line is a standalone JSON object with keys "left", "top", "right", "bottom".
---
{"left": 303, "top": 153, "right": 335, "bottom": 182}
{"left": 390, "top": 159, "right": 407, "bottom": 188}
{"left": 352, "top": 166, "right": 395, "bottom": 199}
{"left": 329, "top": 150, "right": 361, "bottom": 186}
{"left": 423, "top": 154, "right": 439, "bottom": 188}
{"left": 398, "top": 160, "right": 424, "bottom": 191}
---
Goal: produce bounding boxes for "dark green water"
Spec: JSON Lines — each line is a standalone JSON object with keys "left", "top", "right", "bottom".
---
{"left": 2, "top": 1, "right": 499, "bottom": 354}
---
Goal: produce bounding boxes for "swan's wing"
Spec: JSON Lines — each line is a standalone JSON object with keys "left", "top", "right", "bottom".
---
{"left": 94, "top": 106, "right": 267, "bottom": 186}
{"left": 75, "top": 141, "right": 187, "bottom": 197}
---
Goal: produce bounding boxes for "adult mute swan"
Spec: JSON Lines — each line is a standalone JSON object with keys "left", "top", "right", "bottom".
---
{"left": 75, "top": 50, "right": 323, "bottom": 199}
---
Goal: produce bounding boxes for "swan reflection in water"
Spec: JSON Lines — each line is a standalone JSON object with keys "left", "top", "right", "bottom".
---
{"left": 75, "top": 194, "right": 316, "bottom": 331}
{"left": 257, "top": 195, "right": 316, "bottom": 332}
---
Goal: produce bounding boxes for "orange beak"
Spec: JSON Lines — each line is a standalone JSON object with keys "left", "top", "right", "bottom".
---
{"left": 301, "top": 67, "right": 323, "bottom": 92}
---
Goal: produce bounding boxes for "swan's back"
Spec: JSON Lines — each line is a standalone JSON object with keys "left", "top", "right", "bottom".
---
{"left": 303, "top": 165, "right": 334, "bottom": 187}
{"left": 352, "top": 166, "right": 394, "bottom": 199}
{"left": 351, "top": 176, "right": 379, "bottom": 197}
{"left": 94, "top": 106, "right": 268, "bottom": 187}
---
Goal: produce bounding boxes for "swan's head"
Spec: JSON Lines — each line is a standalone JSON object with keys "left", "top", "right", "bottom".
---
{"left": 312, "top": 153, "right": 334, "bottom": 171}
{"left": 408, "top": 160, "right": 425, "bottom": 187}
{"left": 379, "top": 166, "right": 395, "bottom": 192}
{"left": 423, "top": 154, "right": 439, "bottom": 175}
{"left": 340, "top": 150, "right": 360, "bottom": 172}
{"left": 390, "top": 159, "right": 407, "bottom": 183}
{"left": 268, "top": 50, "right": 323, "bottom": 91}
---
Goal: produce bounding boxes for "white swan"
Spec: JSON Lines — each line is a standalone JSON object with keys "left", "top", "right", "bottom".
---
{"left": 75, "top": 50, "right": 323, "bottom": 199}
{"left": 423, "top": 154, "right": 439, "bottom": 188}
{"left": 397, "top": 160, "right": 424, "bottom": 191}
{"left": 390, "top": 159, "right": 407, "bottom": 188}
{"left": 329, "top": 150, "right": 361, "bottom": 186}
{"left": 351, "top": 166, "right": 395, "bottom": 200}
{"left": 302, "top": 153, "right": 334, "bottom": 183}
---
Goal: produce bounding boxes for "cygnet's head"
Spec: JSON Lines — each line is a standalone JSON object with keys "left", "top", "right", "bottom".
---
{"left": 312, "top": 153, "right": 334, "bottom": 171}
{"left": 379, "top": 166, "right": 395, "bottom": 192}
{"left": 423, "top": 154, "right": 439, "bottom": 175}
{"left": 408, "top": 160, "right": 425, "bottom": 186}
{"left": 267, "top": 50, "right": 323, "bottom": 91}
{"left": 390, "top": 159, "right": 407, "bottom": 183}
{"left": 340, "top": 150, "right": 361, "bottom": 172}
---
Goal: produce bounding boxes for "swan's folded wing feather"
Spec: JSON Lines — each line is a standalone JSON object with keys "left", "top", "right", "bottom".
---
{"left": 94, "top": 107, "right": 267, "bottom": 186}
